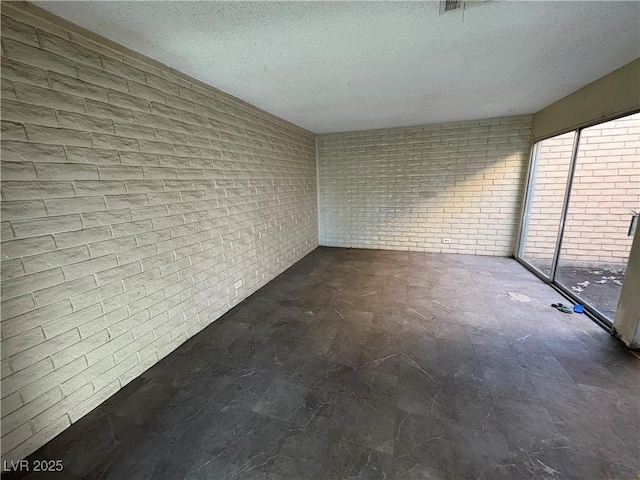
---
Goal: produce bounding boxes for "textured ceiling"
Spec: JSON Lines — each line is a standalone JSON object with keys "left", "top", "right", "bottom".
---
{"left": 34, "top": 1, "right": 640, "bottom": 133}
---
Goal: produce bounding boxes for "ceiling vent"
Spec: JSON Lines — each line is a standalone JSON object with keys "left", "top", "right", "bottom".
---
{"left": 440, "top": 0, "right": 464, "bottom": 13}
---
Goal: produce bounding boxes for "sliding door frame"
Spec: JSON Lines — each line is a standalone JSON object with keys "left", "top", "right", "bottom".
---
{"left": 548, "top": 130, "right": 581, "bottom": 282}
{"left": 514, "top": 141, "right": 539, "bottom": 272}
{"left": 515, "top": 110, "right": 640, "bottom": 331}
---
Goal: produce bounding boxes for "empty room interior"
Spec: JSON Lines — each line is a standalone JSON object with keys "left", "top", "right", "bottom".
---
{"left": 1, "top": 1, "right": 640, "bottom": 479}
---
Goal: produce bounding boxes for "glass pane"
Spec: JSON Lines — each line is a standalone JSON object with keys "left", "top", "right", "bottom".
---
{"left": 555, "top": 112, "right": 640, "bottom": 321}
{"left": 519, "top": 132, "right": 575, "bottom": 276}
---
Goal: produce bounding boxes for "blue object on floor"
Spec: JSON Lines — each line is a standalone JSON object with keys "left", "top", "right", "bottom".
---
{"left": 574, "top": 304, "right": 584, "bottom": 314}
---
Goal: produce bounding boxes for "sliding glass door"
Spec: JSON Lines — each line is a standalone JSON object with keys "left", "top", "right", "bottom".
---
{"left": 518, "top": 132, "right": 575, "bottom": 277}
{"left": 517, "top": 112, "right": 639, "bottom": 326}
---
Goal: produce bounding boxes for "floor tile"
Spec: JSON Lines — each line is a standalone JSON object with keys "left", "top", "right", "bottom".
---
{"left": 394, "top": 411, "right": 510, "bottom": 478}
{"left": 391, "top": 457, "right": 453, "bottom": 480}
{"left": 19, "top": 248, "right": 638, "bottom": 480}
{"left": 556, "top": 357, "right": 624, "bottom": 389}
{"left": 286, "top": 389, "right": 349, "bottom": 437}
{"left": 546, "top": 406, "right": 638, "bottom": 471}
{"left": 99, "top": 377, "right": 178, "bottom": 426}
{"left": 252, "top": 378, "right": 310, "bottom": 422}
{"left": 269, "top": 431, "right": 393, "bottom": 480}
{"left": 341, "top": 398, "right": 396, "bottom": 455}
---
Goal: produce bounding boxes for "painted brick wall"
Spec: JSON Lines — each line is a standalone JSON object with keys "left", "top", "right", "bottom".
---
{"left": 0, "top": 5, "right": 317, "bottom": 462}
{"left": 318, "top": 116, "right": 533, "bottom": 255}
{"left": 523, "top": 113, "right": 640, "bottom": 266}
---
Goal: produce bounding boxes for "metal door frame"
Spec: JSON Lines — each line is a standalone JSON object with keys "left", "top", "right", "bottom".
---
{"left": 514, "top": 111, "right": 640, "bottom": 330}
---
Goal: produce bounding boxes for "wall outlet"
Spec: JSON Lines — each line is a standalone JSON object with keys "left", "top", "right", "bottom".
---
{"left": 442, "top": 238, "right": 451, "bottom": 244}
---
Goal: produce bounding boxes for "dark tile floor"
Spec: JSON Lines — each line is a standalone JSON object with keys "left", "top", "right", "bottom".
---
{"left": 10, "top": 247, "right": 640, "bottom": 479}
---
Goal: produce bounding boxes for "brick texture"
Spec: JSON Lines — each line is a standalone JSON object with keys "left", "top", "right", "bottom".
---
{"left": 318, "top": 116, "right": 533, "bottom": 255}
{"left": 522, "top": 113, "right": 640, "bottom": 266}
{"left": 0, "top": 5, "right": 317, "bottom": 462}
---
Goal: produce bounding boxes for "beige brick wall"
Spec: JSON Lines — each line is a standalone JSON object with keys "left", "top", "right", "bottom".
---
{"left": 317, "top": 116, "right": 533, "bottom": 255}
{"left": 0, "top": 5, "right": 317, "bottom": 463}
{"left": 524, "top": 113, "right": 640, "bottom": 266}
